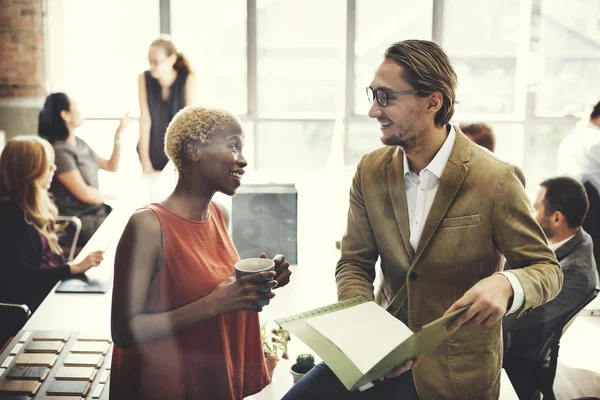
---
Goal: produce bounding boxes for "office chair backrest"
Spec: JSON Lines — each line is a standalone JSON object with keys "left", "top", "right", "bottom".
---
{"left": 581, "top": 180, "right": 600, "bottom": 278}
{"left": 56, "top": 215, "right": 82, "bottom": 261}
{"left": 542, "top": 286, "right": 600, "bottom": 361}
{"left": 0, "top": 302, "right": 31, "bottom": 348}
{"left": 534, "top": 286, "right": 600, "bottom": 400}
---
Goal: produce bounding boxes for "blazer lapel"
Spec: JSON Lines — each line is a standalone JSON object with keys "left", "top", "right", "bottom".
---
{"left": 413, "top": 129, "right": 471, "bottom": 265}
{"left": 554, "top": 229, "right": 584, "bottom": 262}
{"left": 387, "top": 147, "right": 415, "bottom": 262}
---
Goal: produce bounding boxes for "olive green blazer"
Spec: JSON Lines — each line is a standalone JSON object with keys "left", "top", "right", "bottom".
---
{"left": 336, "top": 126, "right": 562, "bottom": 399}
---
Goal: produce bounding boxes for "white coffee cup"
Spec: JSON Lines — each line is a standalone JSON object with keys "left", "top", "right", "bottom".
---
{"left": 234, "top": 258, "right": 275, "bottom": 308}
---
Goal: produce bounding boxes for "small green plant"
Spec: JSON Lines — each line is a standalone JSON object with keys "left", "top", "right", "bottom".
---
{"left": 272, "top": 326, "right": 291, "bottom": 359}
{"left": 261, "top": 322, "right": 286, "bottom": 360}
{"left": 294, "top": 353, "right": 315, "bottom": 374}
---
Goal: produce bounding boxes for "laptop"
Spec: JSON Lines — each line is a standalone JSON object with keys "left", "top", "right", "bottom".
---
{"left": 55, "top": 273, "right": 112, "bottom": 294}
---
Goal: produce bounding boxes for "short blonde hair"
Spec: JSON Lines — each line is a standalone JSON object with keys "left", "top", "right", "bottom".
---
{"left": 165, "top": 106, "right": 240, "bottom": 174}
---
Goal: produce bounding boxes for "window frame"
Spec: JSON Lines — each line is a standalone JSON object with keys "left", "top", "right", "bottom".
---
{"left": 47, "top": 0, "right": 591, "bottom": 184}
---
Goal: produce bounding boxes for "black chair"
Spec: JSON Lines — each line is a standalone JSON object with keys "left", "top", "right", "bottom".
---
{"left": 0, "top": 302, "right": 31, "bottom": 350}
{"left": 57, "top": 215, "right": 82, "bottom": 261}
{"left": 532, "top": 286, "right": 600, "bottom": 400}
{"left": 582, "top": 180, "right": 600, "bottom": 278}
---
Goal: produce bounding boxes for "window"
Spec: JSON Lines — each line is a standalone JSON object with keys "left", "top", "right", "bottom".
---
{"left": 47, "top": 0, "right": 159, "bottom": 118}
{"left": 254, "top": 121, "right": 334, "bottom": 170}
{"left": 522, "top": 122, "right": 571, "bottom": 194}
{"left": 346, "top": 121, "right": 383, "bottom": 166}
{"left": 535, "top": 0, "right": 600, "bottom": 116}
{"left": 45, "top": 1, "right": 600, "bottom": 193}
{"left": 171, "top": 0, "right": 247, "bottom": 113}
{"left": 486, "top": 123, "right": 524, "bottom": 168}
{"left": 256, "top": 0, "right": 346, "bottom": 116}
{"left": 443, "top": 0, "right": 523, "bottom": 116}
{"left": 354, "top": 0, "right": 433, "bottom": 115}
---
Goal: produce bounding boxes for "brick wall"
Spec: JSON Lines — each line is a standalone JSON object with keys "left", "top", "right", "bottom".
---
{"left": 0, "top": 0, "right": 45, "bottom": 98}
{"left": 0, "top": 0, "right": 46, "bottom": 139}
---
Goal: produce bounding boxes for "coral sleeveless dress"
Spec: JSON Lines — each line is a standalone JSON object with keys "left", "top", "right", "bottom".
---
{"left": 110, "top": 202, "right": 269, "bottom": 399}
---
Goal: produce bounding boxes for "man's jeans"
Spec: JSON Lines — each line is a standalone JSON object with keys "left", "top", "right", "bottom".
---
{"left": 281, "top": 362, "right": 419, "bottom": 400}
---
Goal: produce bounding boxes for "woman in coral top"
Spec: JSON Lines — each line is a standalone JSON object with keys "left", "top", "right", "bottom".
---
{"left": 110, "top": 106, "right": 292, "bottom": 400}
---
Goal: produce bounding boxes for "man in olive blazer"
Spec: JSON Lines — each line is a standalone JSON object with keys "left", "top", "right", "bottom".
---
{"left": 336, "top": 127, "right": 562, "bottom": 399}
{"left": 282, "top": 40, "right": 562, "bottom": 400}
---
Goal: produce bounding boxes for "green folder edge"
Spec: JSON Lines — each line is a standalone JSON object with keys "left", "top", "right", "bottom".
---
{"left": 275, "top": 297, "right": 468, "bottom": 392}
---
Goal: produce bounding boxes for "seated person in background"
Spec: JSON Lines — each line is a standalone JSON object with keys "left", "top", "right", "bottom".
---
{"left": 38, "top": 92, "right": 131, "bottom": 247}
{"left": 460, "top": 122, "right": 495, "bottom": 152}
{"left": 504, "top": 176, "right": 599, "bottom": 398}
{"left": 0, "top": 136, "right": 104, "bottom": 314}
{"left": 110, "top": 106, "right": 292, "bottom": 400}
{"left": 558, "top": 99, "right": 600, "bottom": 273}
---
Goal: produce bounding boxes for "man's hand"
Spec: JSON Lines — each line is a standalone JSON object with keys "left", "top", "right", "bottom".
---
{"left": 260, "top": 253, "right": 291, "bottom": 289}
{"left": 444, "top": 274, "right": 514, "bottom": 333}
{"left": 379, "top": 358, "right": 420, "bottom": 381}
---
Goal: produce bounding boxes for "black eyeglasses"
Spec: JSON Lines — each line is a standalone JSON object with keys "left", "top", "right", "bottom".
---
{"left": 366, "top": 86, "right": 419, "bottom": 107}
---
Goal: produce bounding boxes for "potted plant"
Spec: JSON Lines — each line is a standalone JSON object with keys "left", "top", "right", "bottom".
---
{"left": 290, "top": 353, "right": 315, "bottom": 383}
{"left": 272, "top": 326, "right": 291, "bottom": 359}
{"left": 261, "top": 322, "right": 287, "bottom": 380}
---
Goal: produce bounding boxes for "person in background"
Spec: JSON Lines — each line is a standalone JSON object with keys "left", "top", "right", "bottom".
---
{"left": 38, "top": 92, "right": 131, "bottom": 247}
{"left": 283, "top": 39, "right": 562, "bottom": 400}
{"left": 503, "top": 176, "right": 599, "bottom": 399}
{"left": 138, "top": 35, "right": 198, "bottom": 173}
{"left": 0, "top": 136, "right": 103, "bottom": 314}
{"left": 110, "top": 106, "right": 291, "bottom": 400}
{"left": 558, "top": 99, "right": 600, "bottom": 275}
{"left": 460, "top": 122, "right": 495, "bottom": 152}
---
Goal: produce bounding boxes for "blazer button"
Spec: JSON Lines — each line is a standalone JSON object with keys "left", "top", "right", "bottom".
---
{"left": 409, "top": 272, "right": 418, "bottom": 281}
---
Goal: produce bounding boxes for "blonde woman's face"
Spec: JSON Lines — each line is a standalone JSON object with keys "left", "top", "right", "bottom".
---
{"left": 148, "top": 46, "right": 176, "bottom": 79}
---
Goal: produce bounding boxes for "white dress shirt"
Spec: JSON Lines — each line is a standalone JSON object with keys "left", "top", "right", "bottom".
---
{"left": 549, "top": 234, "right": 576, "bottom": 252}
{"left": 558, "top": 121, "right": 600, "bottom": 189}
{"left": 403, "top": 125, "right": 524, "bottom": 314}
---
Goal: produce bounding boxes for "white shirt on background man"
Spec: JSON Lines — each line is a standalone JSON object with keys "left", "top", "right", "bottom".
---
{"left": 558, "top": 120, "right": 600, "bottom": 189}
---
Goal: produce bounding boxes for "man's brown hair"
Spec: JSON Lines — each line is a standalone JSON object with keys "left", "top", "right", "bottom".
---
{"left": 384, "top": 40, "right": 458, "bottom": 127}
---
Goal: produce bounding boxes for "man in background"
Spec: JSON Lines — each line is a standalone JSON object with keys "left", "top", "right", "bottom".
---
{"left": 558, "top": 100, "right": 600, "bottom": 271}
{"left": 504, "top": 176, "right": 599, "bottom": 398}
{"left": 460, "top": 122, "right": 495, "bottom": 152}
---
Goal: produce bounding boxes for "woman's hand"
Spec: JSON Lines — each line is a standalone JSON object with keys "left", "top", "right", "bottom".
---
{"left": 141, "top": 163, "right": 157, "bottom": 174}
{"left": 209, "top": 271, "right": 277, "bottom": 314}
{"left": 260, "top": 253, "right": 291, "bottom": 289}
{"left": 116, "top": 111, "right": 134, "bottom": 136}
{"left": 69, "top": 250, "right": 104, "bottom": 275}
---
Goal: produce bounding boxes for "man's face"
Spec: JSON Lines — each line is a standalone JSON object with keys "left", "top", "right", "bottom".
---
{"left": 533, "top": 186, "right": 556, "bottom": 239}
{"left": 367, "top": 58, "right": 430, "bottom": 151}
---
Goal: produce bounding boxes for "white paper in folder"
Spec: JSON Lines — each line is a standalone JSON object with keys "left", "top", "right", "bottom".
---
{"left": 305, "top": 301, "right": 413, "bottom": 375}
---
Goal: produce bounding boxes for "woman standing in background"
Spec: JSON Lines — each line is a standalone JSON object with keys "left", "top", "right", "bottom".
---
{"left": 138, "top": 35, "right": 198, "bottom": 172}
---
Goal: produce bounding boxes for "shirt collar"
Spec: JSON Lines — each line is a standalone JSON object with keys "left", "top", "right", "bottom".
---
{"left": 403, "top": 124, "right": 456, "bottom": 178}
{"left": 587, "top": 121, "right": 600, "bottom": 131}
{"left": 549, "top": 233, "right": 576, "bottom": 252}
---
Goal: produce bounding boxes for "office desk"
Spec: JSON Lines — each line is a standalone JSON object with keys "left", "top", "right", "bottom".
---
{"left": 23, "top": 203, "right": 137, "bottom": 333}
